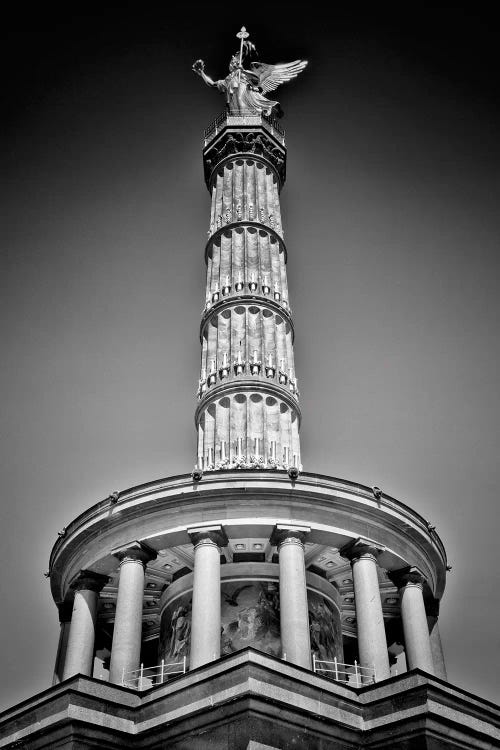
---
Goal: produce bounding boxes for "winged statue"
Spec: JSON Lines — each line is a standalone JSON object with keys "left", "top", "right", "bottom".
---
{"left": 193, "top": 28, "right": 307, "bottom": 117}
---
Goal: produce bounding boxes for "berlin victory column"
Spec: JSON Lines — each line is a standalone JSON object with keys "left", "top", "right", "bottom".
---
{"left": 1, "top": 28, "right": 499, "bottom": 750}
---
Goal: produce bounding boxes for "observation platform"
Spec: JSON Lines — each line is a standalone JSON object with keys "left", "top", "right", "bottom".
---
{"left": 204, "top": 111, "right": 285, "bottom": 146}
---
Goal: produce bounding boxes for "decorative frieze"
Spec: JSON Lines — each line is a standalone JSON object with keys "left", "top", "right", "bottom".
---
{"left": 203, "top": 129, "right": 286, "bottom": 187}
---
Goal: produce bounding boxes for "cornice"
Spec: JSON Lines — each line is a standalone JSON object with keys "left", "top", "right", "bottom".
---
{"left": 48, "top": 470, "right": 448, "bottom": 605}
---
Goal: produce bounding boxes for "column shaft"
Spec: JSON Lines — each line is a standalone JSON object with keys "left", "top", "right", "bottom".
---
{"left": 62, "top": 588, "right": 99, "bottom": 679}
{"left": 400, "top": 582, "right": 435, "bottom": 674}
{"left": 109, "top": 558, "right": 147, "bottom": 684}
{"left": 61, "top": 570, "right": 108, "bottom": 680}
{"left": 276, "top": 529, "right": 311, "bottom": 669}
{"left": 350, "top": 552, "right": 390, "bottom": 681}
{"left": 53, "top": 606, "right": 72, "bottom": 684}
{"left": 190, "top": 537, "right": 222, "bottom": 669}
{"left": 428, "top": 616, "right": 447, "bottom": 680}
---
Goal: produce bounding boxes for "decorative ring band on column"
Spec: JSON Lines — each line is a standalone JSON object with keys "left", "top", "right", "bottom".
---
{"left": 349, "top": 551, "right": 378, "bottom": 566}
{"left": 118, "top": 556, "right": 148, "bottom": 570}
{"left": 403, "top": 580, "right": 424, "bottom": 592}
{"left": 199, "top": 295, "right": 294, "bottom": 344}
{"left": 277, "top": 535, "right": 305, "bottom": 551}
{"left": 204, "top": 222, "right": 287, "bottom": 265}
{"left": 195, "top": 379, "right": 301, "bottom": 426}
{"left": 112, "top": 542, "right": 157, "bottom": 568}
{"left": 193, "top": 537, "right": 221, "bottom": 552}
{"left": 188, "top": 526, "right": 229, "bottom": 550}
{"left": 340, "top": 538, "right": 385, "bottom": 565}
{"left": 270, "top": 526, "right": 309, "bottom": 550}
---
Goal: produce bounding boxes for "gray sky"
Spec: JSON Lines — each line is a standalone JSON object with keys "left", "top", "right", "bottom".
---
{"left": 2, "top": 7, "right": 499, "bottom": 708}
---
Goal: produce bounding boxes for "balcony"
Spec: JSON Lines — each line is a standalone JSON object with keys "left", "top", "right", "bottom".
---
{"left": 204, "top": 110, "right": 285, "bottom": 146}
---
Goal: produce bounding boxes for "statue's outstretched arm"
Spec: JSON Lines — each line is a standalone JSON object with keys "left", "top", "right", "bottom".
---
{"left": 192, "top": 59, "right": 218, "bottom": 88}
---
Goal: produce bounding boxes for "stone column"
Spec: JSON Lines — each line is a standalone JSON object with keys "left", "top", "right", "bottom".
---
{"left": 426, "top": 598, "right": 447, "bottom": 680}
{"left": 109, "top": 543, "right": 157, "bottom": 685}
{"left": 62, "top": 571, "right": 109, "bottom": 680}
{"left": 391, "top": 567, "right": 435, "bottom": 675}
{"left": 52, "top": 601, "right": 72, "bottom": 684}
{"left": 341, "top": 539, "right": 391, "bottom": 682}
{"left": 272, "top": 525, "right": 311, "bottom": 669}
{"left": 188, "top": 526, "right": 228, "bottom": 669}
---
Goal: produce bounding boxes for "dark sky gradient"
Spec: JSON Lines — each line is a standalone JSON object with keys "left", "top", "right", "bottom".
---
{"left": 2, "top": 5, "right": 499, "bottom": 707}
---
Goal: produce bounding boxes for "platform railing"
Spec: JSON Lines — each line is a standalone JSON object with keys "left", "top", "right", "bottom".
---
{"left": 312, "top": 655, "right": 376, "bottom": 687}
{"left": 122, "top": 657, "right": 186, "bottom": 690}
{"left": 204, "top": 111, "right": 285, "bottom": 144}
{"left": 122, "top": 654, "right": 375, "bottom": 691}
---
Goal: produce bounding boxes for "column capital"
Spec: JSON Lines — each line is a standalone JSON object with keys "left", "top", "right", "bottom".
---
{"left": 425, "top": 596, "right": 441, "bottom": 618}
{"left": 56, "top": 600, "right": 73, "bottom": 623}
{"left": 111, "top": 541, "right": 157, "bottom": 567}
{"left": 389, "top": 565, "right": 427, "bottom": 590}
{"left": 188, "top": 524, "right": 228, "bottom": 549}
{"left": 340, "top": 537, "right": 385, "bottom": 563}
{"left": 71, "top": 569, "right": 109, "bottom": 593}
{"left": 270, "top": 524, "right": 310, "bottom": 550}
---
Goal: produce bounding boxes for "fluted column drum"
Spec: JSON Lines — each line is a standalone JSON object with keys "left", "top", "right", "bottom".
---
{"left": 196, "top": 121, "right": 301, "bottom": 473}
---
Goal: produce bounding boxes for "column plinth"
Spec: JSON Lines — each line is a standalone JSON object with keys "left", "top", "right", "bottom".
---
{"left": 390, "top": 567, "right": 435, "bottom": 675}
{"left": 271, "top": 525, "right": 311, "bottom": 669}
{"left": 188, "top": 526, "right": 228, "bottom": 670}
{"left": 108, "top": 543, "right": 157, "bottom": 685}
{"left": 62, "top": 571, "right": 109, "bottom": 680}
{"left": 341, "top": 539, "right": 390, "bottom": 682}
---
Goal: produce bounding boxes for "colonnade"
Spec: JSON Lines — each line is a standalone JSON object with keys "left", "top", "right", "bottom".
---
{"left": 58, "top": 533, "right": 446, "bottom": 685}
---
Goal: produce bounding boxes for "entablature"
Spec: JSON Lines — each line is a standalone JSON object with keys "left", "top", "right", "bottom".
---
{"left": 48, "top": 471, "right": 448, "bottom": 609}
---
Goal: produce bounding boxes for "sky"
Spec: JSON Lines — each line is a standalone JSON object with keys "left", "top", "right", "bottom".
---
{"left": 2, "top": 5, "right": 499, "bottom": 709}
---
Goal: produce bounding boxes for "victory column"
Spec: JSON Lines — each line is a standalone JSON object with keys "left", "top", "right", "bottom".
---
{"left": 43, "top": 23, "right": 446, "bottom": 690}
{"left": 1, "top": 27, "right": 495, "bottom": 750}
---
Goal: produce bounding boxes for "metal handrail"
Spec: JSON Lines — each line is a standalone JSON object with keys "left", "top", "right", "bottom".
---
{"left": 122, "top": 657, "right": 186, "bottom": 690}
{"left": 122, "top": 654, "right": 376, "bottom": 691}
{"left": 312, "top": 655, "right": 376, "bottom": 687}
{"left": 204, "top": 111, "right": 285, "bottom": 143}
{"left": 204, "top": 111, "right": 227, "bottom": 138}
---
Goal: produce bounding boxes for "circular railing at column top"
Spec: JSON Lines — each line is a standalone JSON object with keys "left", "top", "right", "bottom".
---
{"left": 204, "top": 111, "right": 285, "bottom": 145}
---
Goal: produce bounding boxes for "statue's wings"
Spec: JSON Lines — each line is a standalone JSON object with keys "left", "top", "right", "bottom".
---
{"left": 250, "top": 60, "right": 308, "bottom": 93}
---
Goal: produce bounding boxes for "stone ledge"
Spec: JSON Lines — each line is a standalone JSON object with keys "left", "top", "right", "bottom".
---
{"left": 1, "top": 650, "right": 499, "bottom": 749}
{"left": 49, "top": 471, "right": 448, "bottom": 606}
